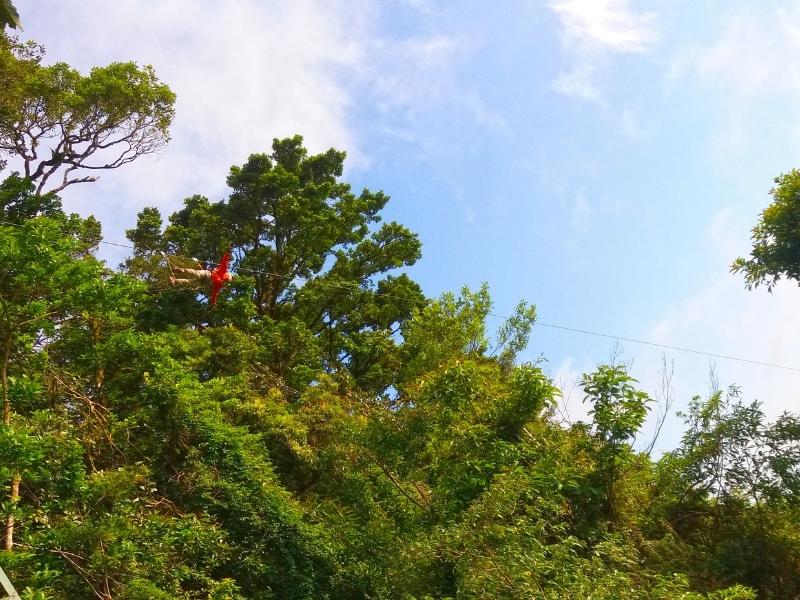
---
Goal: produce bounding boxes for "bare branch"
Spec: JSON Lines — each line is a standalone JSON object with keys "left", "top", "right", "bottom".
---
{"left": 645, "top": 353, "right": 675, "bottom": 456}
{"left": 0, "top": 46, "right": 174, "bottom": 194}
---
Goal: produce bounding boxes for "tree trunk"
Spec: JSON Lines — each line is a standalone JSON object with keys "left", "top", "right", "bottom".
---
{"left": 3, "top": 474, "right": 19, "bottom": 551}
{"left": 1, "top": 334, "right": 18, "bottom": 552}
{"left": 2, "top": 334, "right": 10, "bottom": 426}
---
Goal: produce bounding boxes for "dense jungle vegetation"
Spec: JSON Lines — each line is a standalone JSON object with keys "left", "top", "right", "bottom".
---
{"left": 0, "top": 15, "right": 799, "bottom": 600}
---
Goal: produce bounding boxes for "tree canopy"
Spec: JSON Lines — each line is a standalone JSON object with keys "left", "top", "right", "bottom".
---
{"left": 0, "top": 32, "right": 175, "bottom": 193}
{"left": 732, "top": 169, "right": 800, "bottom": 290}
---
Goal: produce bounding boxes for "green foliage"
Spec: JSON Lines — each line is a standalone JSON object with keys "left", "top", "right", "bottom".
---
{"left": 0, "top": 33, "right": 175, "bottom": 194}
{"left": 645, "top": 386, "right": 800, "bottom": 598}
{"left": 733, "top": 169, "right": 800, "bottom": 290}
{"left": 0, "top": 175, "right": 62, "bottom": 222}
{"left": 582, "top": 364, "right": 651, "bottom": 446}
{"left": 2, "top": 161, "right": 787, "bottom": 599}
{"left": 400, "top": 284, "right": 536, "bottom": 383}
{"left": 125, "top": 136, "right": 424, "bottom": 393}
{"left": 0, "top": 54, "right": 794, "bottom": 595}
{"left": 0, "top": 1, "right": 20, "bottom": 31}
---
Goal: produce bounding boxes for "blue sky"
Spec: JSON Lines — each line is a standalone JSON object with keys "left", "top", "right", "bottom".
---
{"left": 18, "top": 0, "right": 800, "bottom": 450}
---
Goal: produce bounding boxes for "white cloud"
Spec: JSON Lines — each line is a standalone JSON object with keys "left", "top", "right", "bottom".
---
{"left": 618, "top": 108, "right": 649, "bottom": 140}
{"left": 394, "top": 0, "right": 438, "bottom": 15}
{"left": 551, "top": 270, "right": 800, "bottom": 451}
{"left": 463, "top": 93, "right": 511, "bottom": 135}
{"left": 15, "top": 1, "right": 471, "bottom": 250}
{"left": 550, "top": 206, "right": 800, "bottom": 451}
{"left": 550, "top": 0, "right": 660, "bottom": 54}
{"left": 669, "top": 6, "right": 800, "bottom": 162}
{"left": 569, "top": 191, "right": 593, "bottom": 234}
{"left": 550, "top": 68, "right": 651, "bottom": 141}
{"left": 17, "top": 0, "right": 371, "bottom": 235}
{"left": 563, "top": 189, "right": 625, "bottom": 251}
{"left": 549, "top": 0, "right": 659, "bottom": 133}
{"left": 365, "top": 34, "right": 464, "bottom": 119}
{"left": 674, "top": 7, "right": 800, "bottom": 100}
{"left": 551, "top": 345, "right": 633, "bottom": 429}
{"left": 707, "top": 207, "right": 737, "bottom": 255}
{"left": 552, "top": 64, "right": 605, "bottom": 104}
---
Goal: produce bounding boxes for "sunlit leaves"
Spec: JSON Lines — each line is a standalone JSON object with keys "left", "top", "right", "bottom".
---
{"left": 582, "top": 364, "right": 651, "bottom": 446}
{"left": 733, "top": 169, "right": 800, "bottom": 291}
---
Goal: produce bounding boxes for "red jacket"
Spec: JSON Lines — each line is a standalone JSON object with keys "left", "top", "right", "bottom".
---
{"left": 210, "top": 251, "right": 231, "bottom": 306}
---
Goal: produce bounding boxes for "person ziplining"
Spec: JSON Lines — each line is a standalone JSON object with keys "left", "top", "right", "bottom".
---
{"left": 163, "top": 249, "right": 233, "bottom": 305}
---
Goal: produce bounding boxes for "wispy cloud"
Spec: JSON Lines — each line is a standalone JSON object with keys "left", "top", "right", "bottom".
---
{"left": 552, "top": 64, "right": 605, "bottom": 104}
{"left": 562, "top": 188, "right": 625, "bottom": 252}
{"left": 394, "top": 0, "right": 438, "bottom": 16}
{"left": 671, "top": 7, "right": 800, "bottom": 100}
{"left": 364, "top": 33, "right": 509, "bottom": 137}
{"left": 463, "top": 93, "right": 510, "bottom": 135}
{"left": 550, "top": 0, "right": 660, "bottom": 54}
{"left": 551, "top": 356, "right": 592, "bottom": 426}
{"left": 569, "top": 191, "right": 593, "bottom": 234}
{"left": 365, "top": 35, "right": 463, "bottom": 117}
{"left": 550, "top": 0, "right": 659, "bottom": 106}
{"left": 647, "top": 274, "right": 800, "bottom": 420}
{"left": 669, "top": 6, "right": 800, "bottom": 162}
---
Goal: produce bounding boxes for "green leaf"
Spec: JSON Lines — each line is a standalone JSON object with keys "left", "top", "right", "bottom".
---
{"left": 0, "top": 0, "right": 21, "bottom": 30}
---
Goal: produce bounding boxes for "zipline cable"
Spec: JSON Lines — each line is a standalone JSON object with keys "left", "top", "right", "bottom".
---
{"left": 525, "top": 321, "right": 800, "bottom": 373}
{"left": 2, "top": 219, "right": 799, "bottom": 373}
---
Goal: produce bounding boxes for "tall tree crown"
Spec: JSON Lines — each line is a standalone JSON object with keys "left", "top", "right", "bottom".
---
{"left": 0, "top": 33, "right": 175, "bottom": 193}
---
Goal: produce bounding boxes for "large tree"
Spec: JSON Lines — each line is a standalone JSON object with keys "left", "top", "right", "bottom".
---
{"left": 126, "top": 136, "right": 425, "bottom": 392}
{"left": 0, "top": 33, "right": 175, "bottom": 193}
